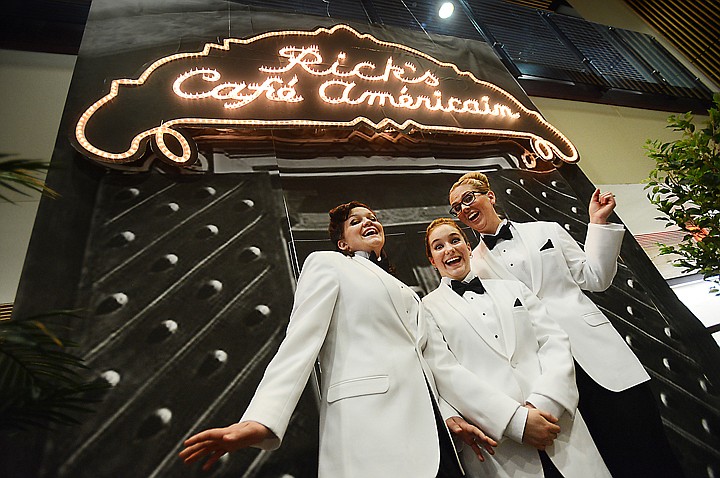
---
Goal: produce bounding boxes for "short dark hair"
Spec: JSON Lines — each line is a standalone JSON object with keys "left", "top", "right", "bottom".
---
{"left": 328, "top": 201, "right": 373, "bottom": 253}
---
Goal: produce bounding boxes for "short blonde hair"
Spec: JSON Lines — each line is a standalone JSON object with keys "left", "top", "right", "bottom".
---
{"left": 424, "top": 218, "right": 470, "bottom": 260}
{"left": 449, "top": 172, "right": 491, "bottom": 197}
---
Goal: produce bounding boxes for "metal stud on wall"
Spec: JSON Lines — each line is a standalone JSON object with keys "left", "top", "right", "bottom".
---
{"left": 40, "top": 172, "right": 318, "bottom": 477}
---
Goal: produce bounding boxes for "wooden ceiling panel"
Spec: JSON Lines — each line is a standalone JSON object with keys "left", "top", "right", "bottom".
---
{"left": 624, "top": 0, "right": 720, "bottom": 86}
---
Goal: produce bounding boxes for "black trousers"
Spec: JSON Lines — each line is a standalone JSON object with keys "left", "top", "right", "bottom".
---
{"left": 539, "top": 450, "right": 565, "bottom": 478}
{"left": 575, "top": 362, "right": 685, "bottom": 478}
{"left": 430, "top": 391, "right": 464, "bottom": 478}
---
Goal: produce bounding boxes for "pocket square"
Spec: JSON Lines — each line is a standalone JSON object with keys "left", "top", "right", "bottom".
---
{"left": 513, "top": 298, "right": 522, "bottom": 307}
{"left": 540, "top": 239, "right": 554, "bottom": 251}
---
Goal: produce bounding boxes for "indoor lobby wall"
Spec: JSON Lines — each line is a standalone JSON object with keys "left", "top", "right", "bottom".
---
{"left": 0, "top": 50, "right": 75, "bottom": 303}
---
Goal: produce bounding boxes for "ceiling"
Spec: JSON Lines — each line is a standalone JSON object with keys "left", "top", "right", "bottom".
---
{"left": 2, "top": 0, "right": 91, "bottom": 55}
{"left": 1, "top": 0, "right": 715, "bottom": 113}
{"left": 0, "top": 0, "right": 581, "bottom": 56}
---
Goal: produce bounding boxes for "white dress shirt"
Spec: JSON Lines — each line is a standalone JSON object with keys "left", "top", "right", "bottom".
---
{"left": 482, "top": 220, "right": 532, "bottom": 288}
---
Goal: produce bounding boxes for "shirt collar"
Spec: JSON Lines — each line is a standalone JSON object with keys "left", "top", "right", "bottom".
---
{"left": 483, "top": 218, "right": 509, "bottom": 237}
{"left": 440, "top": 270, "right": 477, "bottom": 287}
{"left": 354, "top": 250, "right": 371, "bottom": 260}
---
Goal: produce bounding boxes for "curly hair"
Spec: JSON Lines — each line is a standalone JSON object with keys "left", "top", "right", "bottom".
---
{"left": 327, "top": 201, "right": 374, "bottom": 253}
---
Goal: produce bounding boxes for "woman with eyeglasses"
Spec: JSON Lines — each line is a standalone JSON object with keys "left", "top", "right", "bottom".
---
{"left": 179, "top": 201, "right": 506, "bottom": 478}
{"left": 422, "top": 217, "right": 611, "bottom": 478}
{"left": 447, "top": 172, "right": 685, "bottom": 478}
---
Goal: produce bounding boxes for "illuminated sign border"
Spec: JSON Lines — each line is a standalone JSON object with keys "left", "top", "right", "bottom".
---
{"left": 74, "top": 24, "right": 578, "bottom": 167}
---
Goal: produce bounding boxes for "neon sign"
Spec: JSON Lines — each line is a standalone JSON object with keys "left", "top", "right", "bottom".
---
{"left": 72, "top": 24, "right": 578, "bottom": 168}
{"left": 172, "top": 48, "right": 519, "bottom": 119}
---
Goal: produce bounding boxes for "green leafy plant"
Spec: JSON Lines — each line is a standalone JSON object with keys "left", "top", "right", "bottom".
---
{"left": 644, "top": 93, "right": 720, "bottom": 293}
{"left": 0, "top": 154, "right": 58, "bottom": 203}
{"left": 0, "top": 313, "right": 108, "bottom": 431}
{"left": 1, "top": 156, "right": 105, "bottom": 433}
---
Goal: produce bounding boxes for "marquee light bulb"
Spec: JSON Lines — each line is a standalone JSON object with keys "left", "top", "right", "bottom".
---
{"left": 73, "top": 24, "right": 578, "bottom": 167}
{"left": 439, "top": 2, "right": 454, "bottom": 19}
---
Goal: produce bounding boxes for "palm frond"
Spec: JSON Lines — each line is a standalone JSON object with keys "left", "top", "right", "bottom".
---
{"left": 0, "top": 156, "right": 59, "bottom": 202}
{"left": 0, "top": 312, "right": 109, "bottom": 433}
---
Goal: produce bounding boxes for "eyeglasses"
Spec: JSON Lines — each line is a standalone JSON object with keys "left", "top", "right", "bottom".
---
{"left": 449, "top": 190, "right": 487, "bottom": 216}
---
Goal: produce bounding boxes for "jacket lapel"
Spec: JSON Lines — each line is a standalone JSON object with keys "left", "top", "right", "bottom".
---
{"left": 511, "top": 223, "right": 544, "bottom": 296}
{"left": 471, "top": 243, "right": 514, "bottom": 281}
{"left": 352, "top": 256, "right": 417, "bottom": 338}
{"left": 438, "top": 284, "right": 506, "bottom": 357}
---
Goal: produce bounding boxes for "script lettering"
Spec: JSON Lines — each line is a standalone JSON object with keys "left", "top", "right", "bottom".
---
{"left": 172, "top": 45, "right": 519, "bottom": 119}
{"left": 173, "top": 69, "right": 303, "bottom": 109}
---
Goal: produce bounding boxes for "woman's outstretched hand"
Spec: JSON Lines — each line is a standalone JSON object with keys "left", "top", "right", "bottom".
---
{"left": 446, "top": 415, "right": 498, "bottom": 462}
{"left": 179, "top": 421, "right": 274, "bottom": 471}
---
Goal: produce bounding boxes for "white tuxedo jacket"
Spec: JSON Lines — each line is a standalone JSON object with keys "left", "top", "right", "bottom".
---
{"left": 241, "top": 251, "right": 522, "bottom": 478}
{"left": 423, "top": 280, "right": 610, "bottom": 478}
{"left": 471, "top": 221, "right": 649, "bottom": 391}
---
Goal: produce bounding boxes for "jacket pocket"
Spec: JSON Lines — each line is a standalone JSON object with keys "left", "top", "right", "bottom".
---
{"left": 539, "top": 238, "right": 554, "bottom": 251}
{"left": 326, "top": 375, "right": 390, "bottom": 403}
{"left": 582, "top": 311, "right": 610, "bottom": 327}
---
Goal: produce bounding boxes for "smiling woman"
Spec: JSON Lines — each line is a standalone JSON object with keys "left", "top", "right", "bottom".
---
{"left": 448, "top": 171, "right": 686, "bottom": 478}
{"left": 448, "top": 179, "right": 501, "bottom": 234}
{"left": 426, "top": 218, "right": 473, "bottom": 281}
{"left": 329, "top": 201, "right": 385, "bottom": 258}
{"left": 422, "top": 217, "right": 611, "bottom": 478}
{"left": 179, "top": 200, "right": 502, "bottom": 478}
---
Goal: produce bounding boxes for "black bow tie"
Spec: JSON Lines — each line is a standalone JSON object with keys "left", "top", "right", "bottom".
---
{"left": 482, "top": 222, "right": 513, "bottom": 250}
{"left": 368, "top": 251, "right": 391, "bottom": 273}
{"left": 451, "top": 277, "right": 485, "bottom": 296}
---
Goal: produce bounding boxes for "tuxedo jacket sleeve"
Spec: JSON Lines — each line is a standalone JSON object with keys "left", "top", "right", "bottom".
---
{"left": 472, "top": 220, "right": 648, "bottom": 392}
{"left": 555, "top": 222, "right": 624, "bottom": 292}
{"left": 422, "top": 281, "right": 577, "bottom": 424}
{"left": 512, "top": 282, "right": 578, "bottom": 416}
{"left": 240, "top": 252, "right": 338, "bottom": 450}
{"left": 424, "top": 280, "right": 607, "bottom": 478}
{"left": 419, "top": 305, "right": 523, "bottom": 441}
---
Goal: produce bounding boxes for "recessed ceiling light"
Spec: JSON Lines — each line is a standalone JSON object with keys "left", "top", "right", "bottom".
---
{"left": 439, "top": 2, "right": 454, "bottom": 19}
